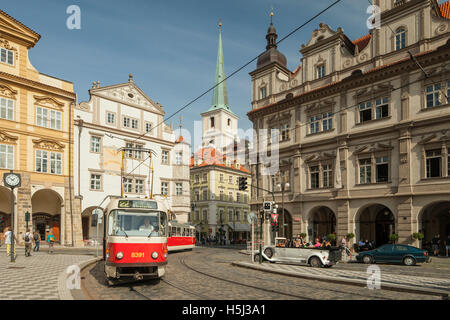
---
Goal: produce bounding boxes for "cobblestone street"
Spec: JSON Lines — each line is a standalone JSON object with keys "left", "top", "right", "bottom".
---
{"left": 0, "top": 247, "right": 93, "bottom": 300}
{"left": 80, "top": 247, "right": 446, "bottom": 300}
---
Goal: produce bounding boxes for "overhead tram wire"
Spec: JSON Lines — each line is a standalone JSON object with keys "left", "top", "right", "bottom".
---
{"left": 120, "top": 0, "right": 344, "bottom": 179}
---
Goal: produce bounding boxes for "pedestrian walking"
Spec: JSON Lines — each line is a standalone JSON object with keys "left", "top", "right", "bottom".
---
{"left": 47, "top": 230, "right": 56, "bottom": 254}
{"left": 23, "top": 228, "right": 33, "bottom": 257}
{"left": 432, "top": 234, "right": 440, "bottom": 256}
{"left": 33, "top": 231, "right": 41, "bottom": 252}
{"left": 445, "top": 234, "right": 450, "bottom": 257}
{"left": 4, "top": 227, "right": 17, "bottom": 258}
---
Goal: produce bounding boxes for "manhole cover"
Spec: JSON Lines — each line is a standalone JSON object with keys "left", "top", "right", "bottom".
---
{"left": 7, "top": 266, "right": 25, "bottom": 269}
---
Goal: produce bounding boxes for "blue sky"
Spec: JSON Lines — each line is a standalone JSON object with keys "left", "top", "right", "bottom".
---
{"left": 4, "top": 0, "right": 433, "bottom": 148}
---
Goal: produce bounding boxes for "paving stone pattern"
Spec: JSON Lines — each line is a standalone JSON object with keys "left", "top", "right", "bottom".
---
{"left": 0, "top": 251, "right": 91, "bottom": 300}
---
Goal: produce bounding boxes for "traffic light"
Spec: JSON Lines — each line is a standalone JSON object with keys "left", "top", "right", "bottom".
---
{"left": 0, "top": 216, "right": 4, "bottom": 225}
{"left": 91, "top": 212, "right": 98, "bottom": 227}
{"left": 238, "top": 177, "right": 248, "bottom": 191}
{"left": 271, "top": 222, "right": 279, "bottom": 232}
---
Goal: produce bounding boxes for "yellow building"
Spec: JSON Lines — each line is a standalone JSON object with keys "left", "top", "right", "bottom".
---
{"left": 0, "top": 10, "right": 82, "bottom": 246}
{"left": 190, "top": 147, "right": 251, "bottom": 243}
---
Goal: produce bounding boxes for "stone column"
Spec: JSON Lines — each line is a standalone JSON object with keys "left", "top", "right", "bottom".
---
{"left": 16, "top": 173, "right": 32, "bottom": 245}
{"left": 337, "top": 200, "right": 349, "bottom": 243}
{"left": 397, "top": 197, "right": 413, "bottom": 245}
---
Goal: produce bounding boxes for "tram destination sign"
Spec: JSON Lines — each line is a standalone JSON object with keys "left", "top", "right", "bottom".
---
{"left": 118, "top": 200, "right": 158, "bottom": 209}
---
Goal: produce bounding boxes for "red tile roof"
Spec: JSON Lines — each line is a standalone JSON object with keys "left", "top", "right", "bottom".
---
{"left": 175, "top": 135, "right": 185, "bottom": 143}
{"left": 352, "top": 34, "right": 372, "bottom": 52}
{"left": 440, "top": 1, "right": 450, "bottom": 19}
{"left": 190, "top": 146, "right": 250, "bottom": 173}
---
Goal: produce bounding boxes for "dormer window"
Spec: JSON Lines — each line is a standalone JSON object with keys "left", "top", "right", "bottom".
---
{"left": 0, "top": 47, "right": 14, "bottom": 66}
{"left": 317, "top": 65, "right": 325, "bottom": 79}
{"left": 395, "top": 28, "right": 406, "bottom": 51}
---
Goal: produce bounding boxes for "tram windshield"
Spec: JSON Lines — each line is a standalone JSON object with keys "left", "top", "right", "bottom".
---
{"left": 108, "top": 210, "right": 167, "bottom": 237}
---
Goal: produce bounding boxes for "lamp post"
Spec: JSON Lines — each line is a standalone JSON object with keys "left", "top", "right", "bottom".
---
{"left": 277, "top": 181, "right": 290, "bottom": 239}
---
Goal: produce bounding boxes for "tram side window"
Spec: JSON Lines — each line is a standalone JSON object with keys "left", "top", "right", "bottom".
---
{"left": 176, "top": 227, "right": 181, "bottom": 236}
{"left": 171, "top": 226, "right": 177, "bottom": 236}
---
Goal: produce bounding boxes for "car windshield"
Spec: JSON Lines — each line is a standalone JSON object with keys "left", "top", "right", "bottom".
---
{"left": 107, "top": 210, "right": 167, "bottom": 237}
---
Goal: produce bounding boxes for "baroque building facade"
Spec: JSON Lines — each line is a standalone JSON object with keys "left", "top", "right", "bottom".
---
{"left": 74, "top": 75, "right": 191, "bottom": 242}
{"left": 248, "top": 0, "right": 450, "bottom": 250}
{"left": 0, "top": 10, "right": 82, "bottom": 246}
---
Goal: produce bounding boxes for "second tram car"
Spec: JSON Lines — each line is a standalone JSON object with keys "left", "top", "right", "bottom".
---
{"left": 167, "top": 221, "right": 196, "bottom": 251}
{"left": 103, "top": 197, "right": 168, "bottom": 284}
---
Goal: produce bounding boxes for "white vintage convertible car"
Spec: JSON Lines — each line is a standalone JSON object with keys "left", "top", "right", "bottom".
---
{"left": 254, "top": 237, "right": 341, "bottom": 267}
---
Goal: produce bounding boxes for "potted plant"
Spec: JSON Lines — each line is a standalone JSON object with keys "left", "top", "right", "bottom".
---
{"left": 412, "top": 232, "right": 424, "bottom": 240}
{"left": 389, "top": 233, "right": 399, "bottom": 244}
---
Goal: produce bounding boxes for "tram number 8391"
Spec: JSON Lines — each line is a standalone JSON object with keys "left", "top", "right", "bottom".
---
{"left": 131, "top": 252, "right": 145, "bottom": 258}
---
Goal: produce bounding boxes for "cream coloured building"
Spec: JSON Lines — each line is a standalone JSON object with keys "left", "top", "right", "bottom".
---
{"left": 0, "top": 10, "right": 82, "bottom": 246}
{"left": 248, "top": 0, "right": 450, "bottom": 250}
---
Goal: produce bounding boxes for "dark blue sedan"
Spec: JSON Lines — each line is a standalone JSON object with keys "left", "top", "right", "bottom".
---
{"left": 356, "top": 244, "right": 431, "bottom": 266}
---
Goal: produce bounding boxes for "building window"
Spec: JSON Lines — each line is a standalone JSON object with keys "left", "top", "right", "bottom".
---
{"left": 123, "top": 117, "right": 130, "bottom": 128}
{"left": 194, "top": 174, "right": 200, "bottom": 184}
{"left": 220, "top": 189, "right": 224, "bottom": 201}
{"left": 123, "top": 178, "right": 133, "bottom": 193}
{"left": 195, "top": 210, "right": 200, "bottom": 221}
{"left": 359, "top": 158, "right": 372, "bottom": 184}
{"left": 310, "top": 166, "right": 320, "bottom": 189}
{"left": 161, "top": 182, "right": 169, "bottom": 196}
{"left": 227, "top": 118, "right": 231, "bottom": 126}
{"left": 426, "top": 150, "right": 442, "bottom": 178}
{"left": 0, "top": 144, "right": 14, "bottom": 169}
{"left": 426, "top": 83, "right": 442, "bottom": 108}
{"left": 236, "top": 192, "right": 241, "bottom": 203}
{"left": 359, "top": 101, "right": 373, "bottom": 123}
{"left": 106, "top": 112, "right": 115, "bottom": 124}
{"left": 375, "top": 97, "right": 389, "bottom": 119}
{"left": 202, "top": 173, "right": 208, "bottom": 182}
{"left": 395, "top": 28, "right": 406, "bottom": 51}
{"left": 90, "top": 136, "right": 101, "bottom": 153}
{"left": 260, "top": 87, "right": 267, "bottom": 99}
{"left": 36, "top": 107, "right": 62, "bottom": 130}
{"left": 90, "top": 174, "right": 101, "bottom": 190}
{"left": 323, "top": 164, "right": 332, "bottom": 188}
{"left": 322, "top": 112, "right": 333, "bottom": 131}
{"left": 194, "top": 189, "right": 200, "bottom": 201}
{"left": 228, "top": 175, "right": 233, "bottom": 184}
{"left": 0, "top": 97, "right": 14, "bottom": 121}
{"left": 176, "top": 183, "right": 183, "bottom": 196}
{"left": 131, "top": 119, "right": 138, "bottom": 129}
{"left": 36, "top": 150, "right": 62, "bottom": 174}
{"left": 175, "top": 151, "right": 182, "bottom": 165}
{"left": 125, "top": 142, "right": 143, "bottom": 159}
{"left": 220, "top": 174, "right": 224, "bottom": 183}
{"left": 135, "top": 179, "right": 145, "bottom": 194}
{"left": 161, "top": 150, "right": 169, "bottom": 164}
{"left": 210, "top": 117, "right": 215, "bottom": 128}
{"left": 145, "top": 122, "right": 153, "bottom": 133}
{"left": 280, "top": 123, "right": 290, "bottom": 141}
{"left": 228, "top": 191, "right": 233, "bottom": 202}
{"left": 0, "top": 47, "right": 14, "bottom": 66}
{"left": 202, "top": 189, "right": 208, "bottom": 200}
{"left": 317, "top": 65, "right": 325, "bottom": 79}
{"left": 228, "top": 210, "right": 233, "bottom": 221}
{"left": 235, "top": 211, "right": 240, "bottom": 222}
{"left": 310, "top": 115, "right": 320, "bottom": 134}
{"left": 202, "top": 210, "right": 208, "bottom": 222}
{"left": 375, "top": 156, "right": 389, "bottom": 182}
{"left": 244, "top": 193, "right": 248, "bottom": 203}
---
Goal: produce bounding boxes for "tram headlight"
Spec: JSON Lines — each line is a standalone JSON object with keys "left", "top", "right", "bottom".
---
{"left": 116, "top": 252, "right": 124, "bottom": 260}
{"left": 152, "top": 251, "right": 159, "bottom": 259}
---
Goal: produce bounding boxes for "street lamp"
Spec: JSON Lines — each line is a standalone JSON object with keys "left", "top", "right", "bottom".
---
{"left": 276, "top": 181, "right": 290, "bottom": 238}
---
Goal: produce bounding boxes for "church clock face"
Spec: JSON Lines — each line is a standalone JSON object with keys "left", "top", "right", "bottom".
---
{"left": 4, "top": 173, "right": 21, "bottom": 188}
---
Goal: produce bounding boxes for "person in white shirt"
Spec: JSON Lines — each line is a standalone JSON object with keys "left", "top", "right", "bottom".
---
{"left": 4, "top": 227, "right": 17, "bottom": 257}
{"left": 139, "top": 218, "right": 154, "bottom": 232}
{"left": 23, "top": 228, "right": 34, "bottom": 257}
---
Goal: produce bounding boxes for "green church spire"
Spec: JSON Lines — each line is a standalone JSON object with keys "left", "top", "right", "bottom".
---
{"left": 208, "top": 21, "right": 232, "bottom": 113}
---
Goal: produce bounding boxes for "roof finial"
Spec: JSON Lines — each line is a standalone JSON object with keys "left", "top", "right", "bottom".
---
{"left": 218, "top": 19, "right": 222, "bottom": 29}
{"left": 270, "top": 5, "right": 274, "bottom": 24}
{"left": 128, "top": 73, "right": 133, "bottom": 83}
{"left": 179, "top": 115, "right": 183, "bottom": 131}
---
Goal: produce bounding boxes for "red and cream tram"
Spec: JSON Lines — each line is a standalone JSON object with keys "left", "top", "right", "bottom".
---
{"left": 167, "top": 221, "right": 196, "bottom": 252}
{"left": 103, "top": 197, "right": 168, "bottom": 284}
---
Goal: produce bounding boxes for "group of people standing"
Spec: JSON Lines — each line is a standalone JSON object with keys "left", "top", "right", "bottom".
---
{"left": 1, "top": 227, "right": 56, "bottom": 257}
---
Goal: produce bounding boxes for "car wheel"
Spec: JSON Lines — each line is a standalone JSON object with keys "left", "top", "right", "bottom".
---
{"left": 362, "top": 255, "right": 373, "bottom": 264}
{"left": 403, "top": 256, "right": 416, "bottom": 266}
{"left": 309, "top": 256, "right": 322, "bottom": 268}
{"left": 253, "top": 254, "right": 261, "bottom": 263}
{"left": 264, "top": 247, "right": 274, "bottom": 259}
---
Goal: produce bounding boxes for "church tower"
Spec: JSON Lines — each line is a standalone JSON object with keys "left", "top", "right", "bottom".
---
{"left": 201, "top": 21, "right": 239, "bottom": 153}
